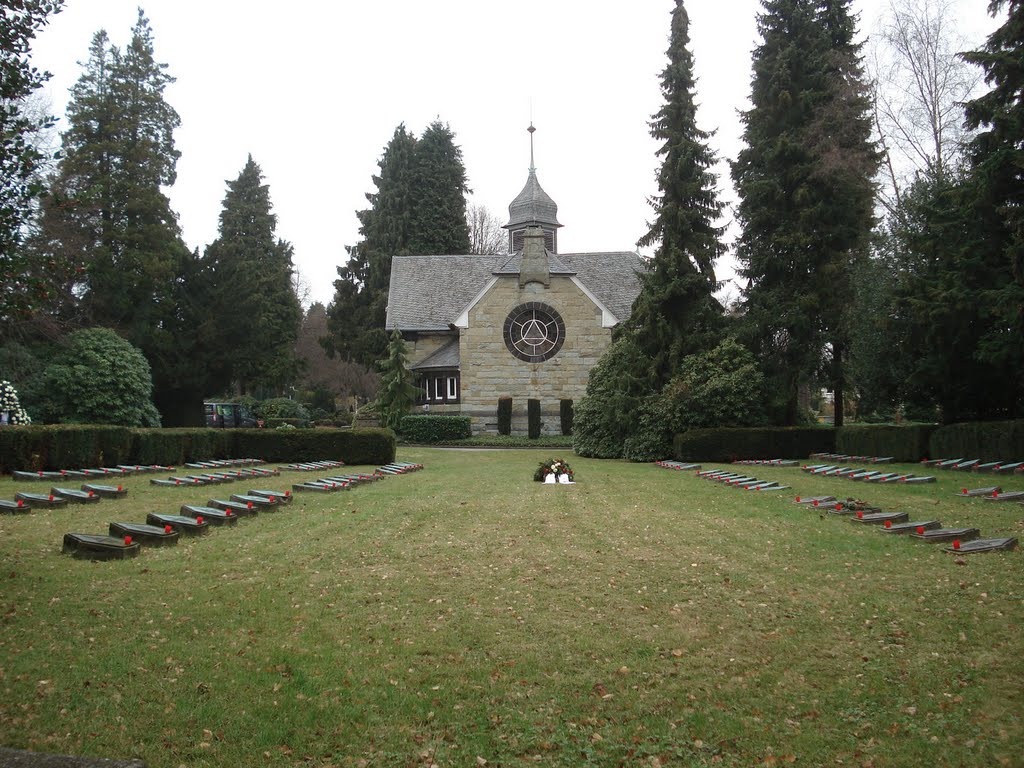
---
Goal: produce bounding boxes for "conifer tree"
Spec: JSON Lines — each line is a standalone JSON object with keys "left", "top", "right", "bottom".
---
{"left": 376, "top": 330, "right": 418, "bottom": 431}
{"left": 201, "top": 156, "right": 302, "bottom": 395}
{"left": 732, "top": 0, "right": 878, "bottom": 424}
{"left": 325, "top": 121, "right": 471, "bottom": 368}
{"left": 961, "top": 0, "right": 1024, "bottom": 416}
{"left": 36, "top": 11, "right": 197, "bottom": 419}
{"left": 627, "top": 0, "right": 726, "bottom": 383}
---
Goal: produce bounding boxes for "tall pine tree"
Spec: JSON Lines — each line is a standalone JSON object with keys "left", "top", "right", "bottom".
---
{"left": 732, "top": 0, "right": 877, "bottom": 424}
{"left": 325, "top": 121, "right": 470, "bottom": 368}
{"left": 200, "top": 156, "right": 302, "bottom": 396}
{"left": 961, "top": 0, "right": 1024, "bottom": 417}
{"left": 627, "top": 0, "right": 726, "bottom": 383}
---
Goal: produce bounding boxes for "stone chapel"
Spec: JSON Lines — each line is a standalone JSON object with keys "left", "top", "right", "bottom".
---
{"left": 385, "top": 128, "right": 645, "bottom": 434}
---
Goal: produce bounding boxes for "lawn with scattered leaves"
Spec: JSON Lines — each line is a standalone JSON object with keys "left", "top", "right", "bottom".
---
{"left": 0, "top": 450, "right": 1021, "bottom": 767}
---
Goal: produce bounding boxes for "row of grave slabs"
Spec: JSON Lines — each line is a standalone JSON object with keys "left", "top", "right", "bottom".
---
{"left": 655, "top": 458, "right": 1019, "bottom": 556}
{"left": 0, "top": 458, "right": 424, "bottom": 561}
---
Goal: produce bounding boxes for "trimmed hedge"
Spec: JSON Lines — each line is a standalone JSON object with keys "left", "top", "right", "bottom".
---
{"left": 673, "top": 427, "right": 836, "bottom": 462}
{"left": 528, "top": 399, "right": 541, "bottom": 439}
{"left": 497, "top": 397, "right": 512, "bottom": 436}
{"left": 0, "top": 425, "right": 134, "bottom": 473}
{"left": 399, "top": 415, "right": 472, "bottom": 443}
{"left": 836, "top": 424, "right": 935, "bottom": 462}
{"left": 929, "top": 420, "right": 1024, "bottom": 462}
{"left": 0, "top": 426, "right": 395, "bottom": 471}
{"left": 560, "top": 399, "right": 574, "bottom": 436}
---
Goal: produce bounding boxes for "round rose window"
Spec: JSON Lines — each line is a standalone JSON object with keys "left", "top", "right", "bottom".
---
{"left": 503, "top": 303, "right": 565, "bottom": 362}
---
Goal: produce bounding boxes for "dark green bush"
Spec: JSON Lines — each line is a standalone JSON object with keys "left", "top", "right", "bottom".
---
{"left": 836, "top": 424, "right": 935, "bottom": 461}
{"left": 232, "top": 427, "right": 395, "bottom": 465}
{"left": 560, "top": 399, "right": 574, "bottom": 436}
{"left": 265, "top": 418, "right": 307, "bottom": 429}
{"left": 528, "top": 399, "right": 541, "bottom": 439}
{"left": 0, "top": 425, "right": 134, "bottom": 472}
{"left": 258, "top": 398, "right": 311, "bottom": 426}
{"left": 929, "top": 420, "right": 1024, "bottom": 462}
{"left": 399, "top": 415, "right": 472, "bottom": 443}
{"left": 497, "top": 397, "right": 512, "bottom": 436}
{"left": 673, "top": 427, "right": 836, "bottom": 462}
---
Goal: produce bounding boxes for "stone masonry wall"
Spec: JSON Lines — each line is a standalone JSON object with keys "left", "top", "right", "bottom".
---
{"left": 460, "top": 276, "right": 612, "bottom": 434}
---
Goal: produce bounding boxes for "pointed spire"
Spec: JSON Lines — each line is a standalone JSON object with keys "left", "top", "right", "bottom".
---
{"left": 528, "top": 123, "right": 536, "bottom": 172}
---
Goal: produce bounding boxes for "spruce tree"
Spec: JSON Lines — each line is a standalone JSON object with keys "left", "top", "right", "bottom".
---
{"left": 627, "top": 0, "right": 726, "bottom": 383}
{"left": 325, "top": 121, "right": 471, "bottom": 368}
{"left": 376, "top": 330, "right": 417, "bottom": 431}
{"left": 201, "top": 156, "right": 302, "bottom": 395}
{"left": 961, "top": 0, "right": 1024, "bottom": 417}
{"left": 731, "top": 0, "right": 878, "bottom": 424}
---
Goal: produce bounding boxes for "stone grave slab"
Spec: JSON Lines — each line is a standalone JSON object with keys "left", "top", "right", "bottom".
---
{"left": 936, "top": 458, "right": 964, "bottom": 468}
{"left": 955, "top": 486, "right": 1001, "bottom": 498}
{"left": 952, "top": 459, "right": 980, "bottom": 471}
{"left": 872, "top": 457, "right": 895, "bottom": 464}
{"left": 849, "top": 471, "right": 881, "bottom": 481}
{"left": 973, "top": 461, "right": 1003, "bottom": 473}
{"left": 108, "top": 522, "right": 179, "bottom": 547}
{"left": 230, "top": 493, "right": 279, "bottom": 508}
{"left": 910, "top": 527, "right": 981, "bottom": 543}
{"left": 100, "top": 467, "right": 131, "bottom": 476}
{"left": 14, "top": 492, "right": 68, "bottom": 509}
{"left": 149, "top": 479, "right": 183, "bottom": 487}
{"left": 0, "top": 498, "right": 31, "bottom": 514}
{"left": 880, "top": 520, "right": 941, "bottom": 534}
{"left": 50, "top": 487, "right": 101, "bottom": 504}
{"left": 249, "top": 490, "right": 292, "bottom": 504}
{"left": 81, "top": 483, "right": 127, "bottom": 499}
{"left": 62, "top": 533, "right": 140, "bottom": 561}
{"left": 899, "top": 475, "right": 937, "bottom": 484}
{"left": 983, "top": 490, "right": 1024, "bottom": 502}
{"left": 944, "top": 537, "right": 1018, "bottom": 554}
{"left": 866, "top": 473, "right": 901, "bottom": 483}
{"left": 180, "top": 504, "right": 238, "bottom": 526}
{"left": 292, "top": 480, "right": 346, "bottom": 493}
{"left": 146, "top": 513, "right": 210, "bottom": 536}
{"left": 321, "top": 475, "right": 359, "bottom": 486}
{"left": 750, "top": 483, "right": 790, "bottom": 491}
{"left": 993, "top": 461, "right": 1023, "bottom": 473}
{"left": 850, "top": 511, "right": 909, "bottom": 525}
{"left": 794, "top": 496, "right": 836, "bottom": 505}
{"left": 208, "top": 498, "right": 257, "bottom": 516}
{"left": 13, "top": 470, "right": 64, "bottom": 482}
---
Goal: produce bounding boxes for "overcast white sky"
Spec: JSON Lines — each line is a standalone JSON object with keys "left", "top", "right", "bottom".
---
{"left": 31, "top": 1, "right": 999, "bottom": 307}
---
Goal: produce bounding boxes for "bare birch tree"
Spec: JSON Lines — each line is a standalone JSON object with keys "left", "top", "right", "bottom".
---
{"left": 869, "top": 0, "right": 981, "bottom": 212}
{"left": 467, "top": 202, "right": 507, "bottom": 255}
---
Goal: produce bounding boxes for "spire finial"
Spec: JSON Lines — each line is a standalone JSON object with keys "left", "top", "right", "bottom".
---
{"left": 527, "top": 123, "right": 536, "bottom": 172}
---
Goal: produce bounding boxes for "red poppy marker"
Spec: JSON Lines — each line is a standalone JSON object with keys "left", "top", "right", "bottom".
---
{"left": 197, "top": 516, "right": 204, "bottom": 524}
{"left": 961, "top": 488, "right": 967, "bottom": 495}
{"left": 285, "top": 491, "right": 291, "bottom": 497}
{"left": 247, "top": 502, "right": 253, "bottom": 509}
{"left": 164, "top": 525, "right": 172, "bottom": 534}
{"left": 16, "top": 499, "right": 23, "bottom": 508}
{"left": 993, "top": 490, "right": 999, "bottom": 498}
{"left": 835, "top": 503, "right": 842, "bottom": 511}
{"left": 269, "top": 496, "right": 276, "bottom": 503}
{"left": 124, "top": 535, "right": 132, "bottom": 545}
{"left": 175, "top": 479, "right": 180, "bottom": 485}
{"left": 226, "top": 510, "right": 233, "bottom": 516}
{"left": 37, "top": 471, "right": 43, "bottom": 477}
{"left": 48, "top": 494, "right": 54, "bottom": 501}
{"left": 916, "top": 526, "right": 925, "bottom": 535}
{"left": 812, "top": 500, "right": 819, "bottom": 508}
{"left": 795, "top": 496, "right": 801, "bottom": 502}
{"left": 885, "top": 520, "right": 892, "bottom": 529}
{"left": 953, "top": 539, "right": 961, "bottom": 550}
{"left": 117, "top": 485, "right": 123, "bottom": 492}
{"left": 857, "top": 511, "right": 864, "bottom": 519}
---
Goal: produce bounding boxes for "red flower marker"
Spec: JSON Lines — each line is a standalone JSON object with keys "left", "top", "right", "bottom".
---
{"left": 247, "top": 501, "right": 253, "bottom": 509}
{"left": 87, "top": 491, "right": 94, "bottom": 497}
{"left": 795, "top": 496, "right": 801, "bottom": 502}
{"left": 835, "top": 503, "right": 842, "bottom": 511}
{"left": 16, "top": 499, "right": 23, "bottom": 507}
{"left": 164, "top": 525, "right": 172, "bottom": 534}
{"left": 993, "top": 490, "right": 999, "bottom": 498}
{"left": 48, "top": 494, "right": 54, "bottom": 501}
{"left": 857, "top": 511, "right": 864, "bottom": 519}
{"left": 812, "top": 500, "right": 819, "bottom": 508}
{"left": 197, "top": 516, "right": 204, "bottom": 524}
{"left": 961, "top": 488, "right": 967, "bottom": 495}
{"left": 916, "top": 526, "right": 925, "bottom": 535}
{"left": 124, "top": 535, "right": 132, "bottom": 545}
{"left": 269, "top": 496, "right": 276, "bottom": 503}
{"left": 953, "top": 539, "right": 961, "bottom": 550}
{"left": 226, "top": 510, "right": 233, "bottom": 516}
{"left": 285, "top": 491, "right": 291, "bottom": 497}
{"left": 37, "top": 471, "right": 43, "bottom": 477}
{"left": 117, "top": 485, "right": 123, "bottom": 492}
{"left": 885, "top": 520, "right": 892, "bottom": 529}
{"left": 175, "top": 479, "right": 180, "bottom": 485}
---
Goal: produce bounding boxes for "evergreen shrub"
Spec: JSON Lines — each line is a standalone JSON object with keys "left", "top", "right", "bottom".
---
{"left": 0, "top": 425, "right": 134, "bottom": 473}
{"left": 497, "top": 397, "right": 512, "bottom": 436}
{"left": 559, "top": 399, "right": 574, "bottom": 436}
{"left": 528, "top": 399, "right": 541, "bottom": 439}
{"left": 836, "top": 425, "right": 935, "bottom": 462}
{"left": 258, "top": 398, "right": 310, "bottom": 426}
{"left": 929, "top": 420, "right": 1024, "bottom": 462}
{"left": 673, "top": 427, "right": 836, "bottom": 462}
{"left": 399, "top": 415, "right": 472, "bottom": 443}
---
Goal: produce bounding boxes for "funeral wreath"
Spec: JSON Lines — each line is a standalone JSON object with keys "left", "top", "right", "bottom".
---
{"left": 534, "top": 458, "right": 575, "bottom": 483}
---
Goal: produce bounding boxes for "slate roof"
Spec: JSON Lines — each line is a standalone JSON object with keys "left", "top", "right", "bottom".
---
{"left": 386, "top": 251, "right": 646, "bottom": 331}
{"left": 411, "top": 338, "right": 460, "bottom": 370}
{"left": 506, "top": 169, "right": 561, "bottom": 229}
{"left": 492, "top": 249, "right": 575, "bottom": 276}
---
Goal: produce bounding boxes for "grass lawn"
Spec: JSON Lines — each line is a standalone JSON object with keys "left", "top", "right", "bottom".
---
{"left": 0, "top": 450, "right": 1021, "bottom": 767}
